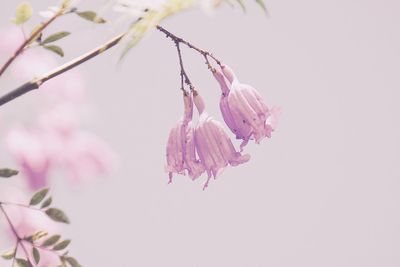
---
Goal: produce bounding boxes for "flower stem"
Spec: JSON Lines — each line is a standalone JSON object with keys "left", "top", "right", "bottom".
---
{"left": 156, "top": 25, "right": 222, "bottom": 67}
{"left": 175, "top": 41, "right": 193, "bottom": 91}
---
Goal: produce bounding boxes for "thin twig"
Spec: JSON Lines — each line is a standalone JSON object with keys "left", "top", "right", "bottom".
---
{"left": 11, "top": 240, "right": 18, "bottom": 267}
{"left": 0, "top": 204, "right": 34, "bottom": 266}
{"left": 156, "top": 25, "right": 221, "bottom": 67}
{"left": 0, "top": 7, "right": 66, "bottom": 78}
{"left": 175, "top": 41, "right": 193, "bottom": 91}
{"left": 18, "top": 241, "right": 33, "bottom": 265}
{"left": 1, "top": 202, "right": 42, "bottom": 211}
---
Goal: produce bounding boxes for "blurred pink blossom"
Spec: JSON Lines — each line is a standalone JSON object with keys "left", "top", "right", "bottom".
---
{"left": 5, "top": 113, "right": 117, "bottom": 189}
{"left": 0, "top": 27, "right": 117, "bottom": 189}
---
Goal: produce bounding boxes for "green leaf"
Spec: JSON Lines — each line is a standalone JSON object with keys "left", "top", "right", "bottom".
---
{"left": 0, "top": 168, "right": 18, "bottom": 178}
{"left": 40, "top": 197, "right": 52, "bottom": 209}
{"left": 223, "top": 0, "right": 235, "bottom": 8}
{"left": 42, "top": 235, "right": 61, "bottom": 246}
{"left": 43, "top": 45, "right": 64, "bottom": 57}
{"left": 25, "top": 230, "right": 48, "bottom": 242}
{"left": 235, "top": 0, "right": 246, "bottom": 12}
{"left": 29, "top": 188, "right": 49, "bottom": 206}
{"left": 60, "top": 256, "right": 68, "bottom": 267}
{"left": 119, "top": 2, "right": 192, "bottom": 60}
{"left": 62, "top": 0, "right": 72, "bottom": 8}
{"left": 65, "top": 257, "right": 81, "bottom": 267}
{"left": 76, "top": 11, "right": 106, "bottom": 23}
{"left": 32, "top": 247, "right": 40, "bottom": 264}
{"left": 16, "top": 258, "right": 30, "bottom": 267}
{"left": 45, "top": 208, "right": 70, "bottom": 224}
{"left": 28, "top": 24, "right": 43, "bottom": 44}
{"left": 11, "top": 2, "right": 33, "bottom": 25}
{"left": 255, "top": 0, "right": 267, "bottom": 13}
{"left": 41, "top": 32, "right": 71, "bottom": 44}
{"left": 1, "top": 248, "right": 15, "bottom": 260}
{"left": 53, "top": 240, "right": 71, "bottom": 251}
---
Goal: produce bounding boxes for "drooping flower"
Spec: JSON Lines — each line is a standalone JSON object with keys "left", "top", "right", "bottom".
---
{"left": 165, "top": 92, "right": 204, "bottom": 183}
{"left": 214, "top": 65, "right": 279, "bottom": 150}
{"left": 193, "top": 91, "right": 250, "bottom": 189}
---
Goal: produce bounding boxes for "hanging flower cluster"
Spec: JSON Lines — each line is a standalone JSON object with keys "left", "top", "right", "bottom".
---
{"left": 161, "top": 26, "right": 279, "bottom": 189}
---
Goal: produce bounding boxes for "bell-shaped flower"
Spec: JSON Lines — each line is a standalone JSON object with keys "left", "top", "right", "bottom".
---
{"left": 214, "top": 65, "right": 279, "bottom": 150}
{"left": 165, "top": 92, "right": 204, "bottom": 183}
{"left": 193, "top": 92, "right": 250, "bottom": 189}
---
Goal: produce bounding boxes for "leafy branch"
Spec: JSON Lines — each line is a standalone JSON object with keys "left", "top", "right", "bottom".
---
{"left": 0, "top": 1, "right": 108, "bottom": 76}
{"left": 0, "top": 3, "right": 67, "bottom": 78}
{"left": 0, "top": 187, "right": 80, "bottom": 267}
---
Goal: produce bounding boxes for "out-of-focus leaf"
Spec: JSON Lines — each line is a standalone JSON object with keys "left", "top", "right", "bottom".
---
{"left": 32, "top": 247, "right": 40, "bottom": 264}
{"left": 120, "top": 0, "right": 195, "bottom": 60}
{"left": 16, "top": 258, "right": 30, "bottom": 267}
{"left": 42, "top": 32, "right": 70, "bottom": 44}
{"left": 255, "top": 0, "right": 267, "bottom": 13}
{"left": 235, "top": 0, "right": 246, "bottom": 12}
{"left": 42, "top": 235, "right": 61, "bottom": 246}
{"left": 28, "top": 24, "right": 43, "bottom": 44}
{"left": 25, "top": 230, "right": 48, "bottom": 242}
{"left": 76, "top": 11, "right": 106, "bottom": 23}
{"left": 65, "top": 256, "right": 81, "bottom": 267}
{"left": 29, "top": 188, "right": 49, "bottom": 206}
{"left": 60, "top": 256, "right": 67, "bottom": 267}
{"left": 43, "top": 45, "right": 64, "bottom": 57}
{"left": 40, "top": 197, "right": 52, "bottom": 209}
{"left": 11, "top": 2, "right": 33, "bottom": 25}
{"left": 45, "top": 208, "right": 70, "bottom": 224}
{"left": 1, "top": 248, "right": 15, "bottom": 260}
{"left": 223, "top": 0, "right": 235, "bottom": 8}
{"left": 62, "top": 0, "right": 72, "bottom": 8}
{"left": 53, "top": 240, "right": 71, "bottom": 251}
{"left": 0, "top": 168, "right": 18, "bottom": 178}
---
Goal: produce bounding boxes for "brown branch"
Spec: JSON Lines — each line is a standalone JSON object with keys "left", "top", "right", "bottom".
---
{"left": 0, "top": 24, "right": 219, "bottom": 107}
{"left": 0, "top": 7, "right": 66, "bottom": 78}
{"left": 0, "top": 32, "right": 125, "bottom": 107}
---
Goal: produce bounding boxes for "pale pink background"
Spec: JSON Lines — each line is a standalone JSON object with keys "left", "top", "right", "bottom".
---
{"left": 1, "top": 0, "right": 400, "bottom": 266}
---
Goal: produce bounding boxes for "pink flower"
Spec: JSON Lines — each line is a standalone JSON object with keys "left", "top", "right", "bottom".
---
{"left": 1, "top": 25, "right": 117, "bottom": 189}
{"left": 5, "top": 109, "right": 117, "bottom": 189}
{"left": 165, "top": 92, "right": 204, "bottom": 183}
{"left": 193, "top": 92, "right": 250, "bottom": 189}
{"left": 56, "top": 130, "right": 117, "bottom": 185}
{"left": 214, "top": 65, "right": 279, "bottom": 150}
{"left": 5, "top": 127, "right": 51, "bottom": 189}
